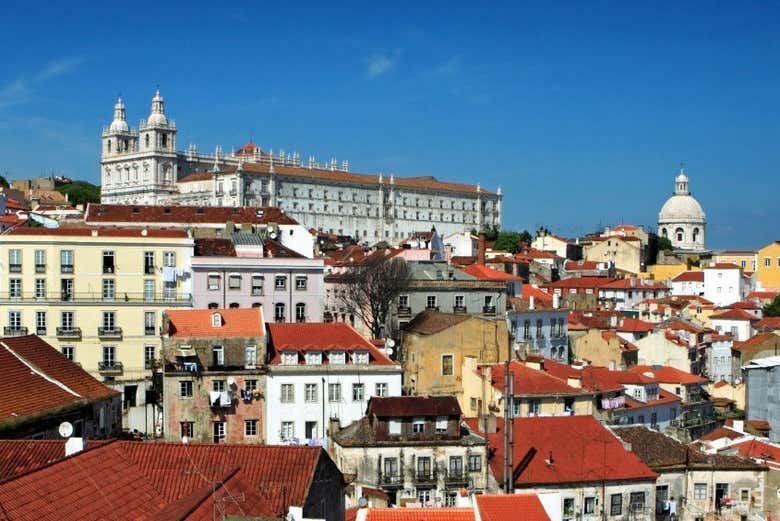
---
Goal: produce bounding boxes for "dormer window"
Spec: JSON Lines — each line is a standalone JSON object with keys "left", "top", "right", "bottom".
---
{"left": 353, "top": 351, "right": 369, "bottom": 365}
{"left": 329, "top": 351, "right": 346, "bottom": 365}
{"left": 281, "top": 351, "right": 298, "bottom": 365}
{"left": 211, "top": 313, "right": 222, "bottom": 327}
{"left": 304, "top": 352, "right": 322, "bottom": 365}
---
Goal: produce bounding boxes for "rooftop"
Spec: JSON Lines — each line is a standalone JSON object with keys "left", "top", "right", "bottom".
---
{"left": 365, "top": 508, "right": 475, "bottom": 521}
{"left": 369, "top": 395, "right": 462, "bottom": 418}
{"left": 627, "top": 365, "right": 708, "bottom": 385}
{"left": 476, "top": 494, "right": 551, "bottom": 521}
{"left": 402, "top": 310, "right": 472, "bottom": 335}
{"left": 85, "top": 203, "right": 300, "bottom": 226}
{"left": 267, "top": 323, "right": 395, "bottom": 365}
{"left": 710, "top": 308, "right": 759, "bottom": 321}
{"left": 459, "top": 264, "right": 522, "bottom": 282}
{"left": 166, "top": 308, "right": 264, "bottom": 338}
{"left": 671, "top": 271, "right": 704, "bottom": 283}
{"left": 489, "top": 361, "right": 592, "bottom": 396}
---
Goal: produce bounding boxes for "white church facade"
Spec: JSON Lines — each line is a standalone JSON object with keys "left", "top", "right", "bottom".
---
{"left": 100, "top": 91, "right": 502, "bottom": 243}
{"left": 658, "top": 168, "right": 706, "bottom": 252}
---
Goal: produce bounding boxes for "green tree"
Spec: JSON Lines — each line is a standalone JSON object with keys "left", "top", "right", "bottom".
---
{"left": 517, "top": 230, "right": 532, "bottom": 245}
{"left": 0, "top": 173, "right": 9, "bottom": 188}
{"left": 657, "top": 236, "right": 673, "bottom": 252}
{"left": 493, "top": 231, "right": 522, "bottom": 253}
{"left": 56, "top": 181, "right": 101, "bottom": 206}
{"left": 763, "top": 295, "right": 780, "bottom": 317}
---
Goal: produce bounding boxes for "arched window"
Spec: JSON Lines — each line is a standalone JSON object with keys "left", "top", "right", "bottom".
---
{"left": 208, "top": 302, "right": 219, "bottom": 309}
{"left": 107, "top": 140, "right": 112, "bottom": 153}
{"left": 274, "top": 303, "right": 286, "bottom": 322}
{"left": 145, "top": 134, "right": 150, "bottom": 148}
{"left": 251, "top": 302, "right": 262, "bottom": 308}
{"left": 295, "top": 303, "right": 306, "bottom": 323}
{"left": 661, "top": 228, "right": 668, "bottom": 238}
{"left": 693, "top": 227, "right": 699, "bottom": 242}
{"left": 675, "top": 228, "right": 684, "bottom": 243}
{"left": 229, "top": 302, "right": 239, "bottom": 309}
{"left": 161, "top": 134, "right": 168, "bottom": 148}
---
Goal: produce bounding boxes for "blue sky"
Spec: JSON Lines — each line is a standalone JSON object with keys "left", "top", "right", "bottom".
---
{"left": 1, "top": 1, "right": 778, "bottom": 249}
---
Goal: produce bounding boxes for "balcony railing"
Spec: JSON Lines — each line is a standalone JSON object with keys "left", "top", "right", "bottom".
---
{"left": 35, "top": 264, "right": 46, "bottom": 273}
{"left": 145, "top": 326, "right": 157, "bottom": 336}
{"left": 56, "top": 327, "right": 82, "bottom": 340}
{"left": 378, "top": 473, "right": 403, "bottom": 488}
{"left": 3, "top": 327, "right": 28, "bottom": 336}
{"left": 274, "top": 316, "right": 286, "bottom": 323}
{"left": 425, "top": 305, "right": 439, "bottom": 312}
{"left": 453, "top": 305, "right": 467, "bottom": 313}
{"left": 412, "top": 471, "right": 437, "bottom": 485}
{"left": 97, "top": 361, "right": 123, "bottom": 375}
{"left": 483, "top": 305, "right": 497, "bottom": 315}
{"left": 398, "top": 306, "right": 412, "bottom": 317}
{"left": 445, "top": 470, "right": 469, "bottom": 485}
{"left": 98, "top": 327, "right": 123, "bottom": 340}
{"left": 0, "top": 292, "right": 192, "bottom": 305}
{"left": 60, "top": 264, "right": 74, "bottom": 273}
{"left": 9, "top": 264, "right": 21, "bottom": 273}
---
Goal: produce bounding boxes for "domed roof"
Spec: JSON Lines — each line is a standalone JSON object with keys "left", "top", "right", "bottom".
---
{"left": 146, "top": 89, "right": 168, "bottom": 126}
{"left": 108, "top": 97, "right": 130, "bottom": 133}
{"left": 659, "top": 194, "right": 705, "bottom": 222}
{"left": 675, "top": 171, "right": 688, "bottom": 183}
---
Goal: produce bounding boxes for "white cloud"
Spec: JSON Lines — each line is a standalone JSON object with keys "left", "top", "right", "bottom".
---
{"left": 37, "top": 57, "right": 86, "bottom": 80}
{"left": 0, "top": 56, "right": 86, "bottom": 109}
{"left": 366, "top": 50, "right": 401, "bottom": 78}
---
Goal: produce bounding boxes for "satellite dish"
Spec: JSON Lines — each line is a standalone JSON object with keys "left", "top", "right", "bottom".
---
{"left": 182, "top": 436, "right": 189, "bottom": 444}
{"left": 385, "top": 347, "right": 394, "bottom": 357}
{"left": 358, "top": 497, "right": 368, "bottom": 508}
{"left": 269, "top": 230, "right": 278, "bottom": 240}
{"left": 385, "top": 338, "right": 396, "bottom": 348}
{"left": 58, "top": 421, "right": 73, "bottom": 438}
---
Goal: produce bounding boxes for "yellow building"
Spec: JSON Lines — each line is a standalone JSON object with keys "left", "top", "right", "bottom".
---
{"left": 713, "top": 249, "right": 757, "bottom": 273}
{"left": 756, "top": 241, "right": 780, "bottom": 290}
{"left": 583, "top": 236, "right": 642, "bottom": 274}
{"left": 0, "top": 226, "right": 194, "bottom": 433}
{"left": 648, "top": 262, "right": 693, "bottom": 282}
{"left": 401, "top": 310, "right": 510, "bottom": 415}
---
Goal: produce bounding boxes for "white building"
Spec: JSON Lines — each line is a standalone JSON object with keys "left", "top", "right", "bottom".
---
{"left": 100, "top": 92, "right": 502, "bottom": 244}
{"left": 658, "top": 168, "right": 706, "bottom": 252}
{"left": 710, "top": 309, "right": 756, "bottom": 342}
{"left": 703, "top": 263, "right": 745, "bottom": 307}
{"left": 264, "top": 323, "right": 402, "bottom": 445}
{"left": 670, "top": 270, "right": 704, "bottom": 297}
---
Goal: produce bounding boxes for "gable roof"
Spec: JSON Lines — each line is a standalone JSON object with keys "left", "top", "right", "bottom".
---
{"left": 755, "top": 317, "right": 780, "bottom": 330}
{"left": 365, "top": 508, "right": 475, "bottom": 521}
{"left": 465, "top": 416, "right": 657, "bottom": 486}
{"left": 672, "top": 271, "right": 704, "bottom": 282}
{"left": 543, "top": 277, "right": 617, "bottom": 290}
{"left": 710, "top": 308, "right": 759, "bottom": 321}
{"left": 460, "top": 264, "right": 522, "bottom": 281}
{"left": 368, "top": 395, "right": 462, "bottom": 418}
{"left": 0, "top": 335, "right": 119, "bottom": 429}
{"left": 733, "top": 332, "right": 780, "bottom": 353}
{"left": 267, "top": 323, "right": 395, "bottom": 365}
{"left": 490, "top": 361, "right": 591, "bottom": 396}
{"left": 0, "top": 439, "right": 110, "bottom": 481}
{"left": 166, "top": 308, "right": 264, "bottom": 338}
{"left": 402, "top": 310, "right": 472, "bottom": 335}
{"left": 475, "top": 494, "right": 551, "bottom": 521}
{"left": 628, "top": 365, "right": 707, "bottom": 385}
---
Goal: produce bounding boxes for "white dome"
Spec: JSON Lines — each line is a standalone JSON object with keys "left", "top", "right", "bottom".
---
{"left": 675, "top": 171, "right": 688, "bottom": 183}
{"left": 109, "top": 118, "right": 129, "bottom": 133}
{"left": 146, "top": 89, "right": 168, "bottom": 126}
{"left": 659, "top": 194, "right": 705, "bottom": 222}
{"left": 146, "top": 112, "right": 168, "bottom": 126}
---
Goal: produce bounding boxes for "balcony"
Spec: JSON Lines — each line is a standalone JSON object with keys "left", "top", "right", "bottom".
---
{"left": 295, "top": 317, "right": 306, "bottom": 323}
{"left": 398, "top": 306, "right": 412, "bottom": 317}
{"left": 425, "top": 305, "right": 439, "bottom": 312}
{"left": 98, "top": 327, "right": 123, "bottom": 340}
{"left": 482, "top": 305, "right": 497, "bottom": 316}
{"left": 3, "top": 327, "right": 28, "bottom": 336}
{"left": 453, "top": 305, "right": 467, "bottom": 313}
{"left": 145, "top": 326, "right": 157, "bottom": 336}
{"left": 60, "top": 264, "right": 74, "bottom": 274}
{"left": 0, "top": 292, "right": 192, "bottom": 305}
{"left": 98, "top": 361, "right": 123, "bottom": 375}
{"left": 144, "top": 266, "right": 156, "bottom": 275}
{"left": 35, "top": 264, "right": 46, "bottom": 273}
{"left": 445, "top": 470, "right": 469, "bottom": 486}
{"left": 56, "top": 327, "right": 82, "bottom": 340}
{"left": 412, "top": 470, "right": 437, "bottom": 486}
{"left": 9, "top": 264, "right": 21, "bottom": 273}
{"left": 274, "top": 316, "right": 286, "bottom": 323}
{"left": 378, "top": 473, "right": 403, "bottom": 489}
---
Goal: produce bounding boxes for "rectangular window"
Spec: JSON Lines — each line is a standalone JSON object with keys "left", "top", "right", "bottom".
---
{"left": 435, "top": 416, "right": 448, "bottom": 433}
{"left": 212, "top": 345, "right": 224, "bottom": 367}
{"left": 35, "top": 278, "right": 46, "bottom": 299}
{"left": 275, "top": 275, "right": 287, "bottom": 290}
{"left": 163, "top": 251, "right": 175, "bottom": 267}
{"left": 280, "top": 383, "right": 295, "bottom": 403}
{"left": 212, "top": 421, "right": 225, "bottom": 443}
{"left": 455, "top": 295, "right": 465, "bottom": 309}
{"left": 412, "top": 418, "right": 425, "bottom": 433}
{"left": 629, "top": 492, "right": 645, "bottom": 512}
{"left": 207, "top": 274, "right": 221, "bottom": 291}
{"left": 295, "top": 276, "right": 307, "bottom": 290}
{"left": 244, "top": 379, "right": 257, "bottom": 393}
{"left": 62, "top": 345, "right": 74, "bottom": 361}
{"left": 9, "top": 278, "right": 21, "bottom": 298}
{"left": 536, "top": 319, "right": 543, "bottom": 338}
{"left": 305, "top": 383, "right": 318, "bottom": 402}
{"left": 244, "top": 419, "right": 258, "bottom": 437}
{"left": 251, "top": 275, "right": 264, "bottom": 296}
{"left": 280, "top": 421, "right": 294, "bottom": 440}
{"left": 102, "top": 345, "right": 116, "bottom": 366}
{"left": 143, "top": 279, "right": 155, "bottom": 301}
{"left": 60, "top": 278, "right": 73, "bottom": 301}
{"left": 35, "top": 311, "right": 46, "bottom": 336}
{"left": 304, "top": 352, "right": 321, "bottom": 365}
{"left": 60, "top": 311, "right": 74, "bottom": 330}
{"left": 352, "top": 383, "right": 365, "bottom": 401}
{"left": 144, "top": 311, "right": 156, "bottom": 335}
{"left": 102, "top": 251, "right": 115, "bottom": 274}
{"left": 212, "top": 380, "right": 226, "bottom": 392}
{"left": 34, "top": 249, "right": 45, "bottom": 272}
{"left": 442, "top": 354, "right": 454, "bottom": 376}
{"left": 426, "top": 295, "right": 437, "bottom": 309}
{"left": 180, "top": 421, "right": 194, "bottom": 438}
{"left": 228, "top": 274, "right": 241, "bottom": 290}
{"left": 468, "top": 454, "right": 481, "bottom": 472}
{"left": 102, "top": 279, "right": 115, "bottom": 301}
{"left": 694, "top": 483, "right": 707, "bottom": 500}
{"left": 328, "top": 383, "right": 342, "bottom": 402}
{"left": 144, "top": 345, "right": 155, "bottom": 363}
{"left": 375, "top": 382, "right": 388, "bottom": 397}
{"left": 398, "top": 295, "right": 409, "bottom": 308}
{"left": 584, "top": 497, "right": 596, "bottom": 515}
{"left": 102, "top": 311, "right": 115, "bottom": 330}
{"left": 353, "top": 351, "right": 369, "bottom": 364}
{"left": 388, "top": 419, "right": 402, "bottom": 435}
{"left": 305, "top": 421, "right": 317, "bottom": 439}
{"left": 610, "top": 494, "right": 622, "bottom": 516}
{"left": 244, "top": 345, "right": 256, "bottom": 369}
{"left": 143, "top": 251, "right": 155, "bottom": 274}
{"left": 8, "top": 249, "right": 21, "bottom": 272}
{"left": 765, "top": 257, "right": 771, "bottom": 267}
{"left": 8, "top": 311, "right": 21, "bottom": 330}
{"left": 329, "top": 351, "right": 345, "bottom": 365}
{"left": 60, "top": 250, "right": 73, "bottom": 273}
{"left": 740, "top": 488, "right": 750, "bottom": 502}
{"left": 528, "top": 399, "right": 541, "bottom": 416}
{"left": 523, "top": 320, "right": 530, "bottom": 340}
{"left": 563, "top": 498, "right": 575, "bottom": 518}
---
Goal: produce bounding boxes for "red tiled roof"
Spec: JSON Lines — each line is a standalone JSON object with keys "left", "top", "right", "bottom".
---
{"left": 704, "top": 263, "right": 741, "bottom": 270}
{"left": 540, "top": 360, "right": 645, "bottom": 391}
{"left": 368, "top": 395, "right": 462, "bottom": 418}
{"left": 672, "top": 271, "right": 704, "bottom": 282}
{"left": 194, "top": 238, "right": 236, "bottom": 256}
{"left": 362, "top": 486, "right": 390, "bottom": 501}
{"left": 710, "top": 308, "right": 759, "bottom": 321}
{"left": 460, "top": 264, "right": 522, "bottom": 281}
{"left": 723, "top": 301, "right": 760, "bottom": 310}
{"left": 733, "top": 332, "right": 780, "bottom": 353}
{"left": 6, "top": 226, "right": 188, "bottom": 238}
{"left": 628, "top": 365, "right": 707, "bottom": 385}
{"left": 0, "top": 335, "right": 119, "bottom": 426}
{"left": 365, "top": 508, "right": 475, "bottom": 521}
{"left": 601, "top": 278, "right": 669, "bottom": 290}
{"left": 476, "top": 494, "right": 551, "bottom": 521}
{"left": 730, "top": 439, "right": 780, "bottom": 470}
{"left": 543, "top": 277, "right": 617, "bottom": 289}
{"left": 522, "top": 285, "right": 554, "bottom": 304}
{"left": 564, "top": 260, "right": 602, "bottom": 271}
{"left": 755, "top": 317, "right": 780, "bottom": 330}
{"left": 466, "top": 416, "right": 657, "bottom": 486}
{"left": 267, "top": 323, "right": 395, "bottom": 365}
{"left": 601, "top": 330, "right": 639, "bottom": 351}
{"left": 747, "top": 419, "right": 771, "bottom": 432}
{"left": 167, "top": 308, "right": 264, "bottom": 338}
{"left": 490, "top": 361, "right": 590, "bottom": 396}
{"left": 346, "top": 507, "right": 360, "bottom": 521}
{"left": 663, "top": 319, "right": 705, "bottom": 334}
{"left": 0, "top": 439, "right": 110, "bottom": 481}
{"left": 697, "top": 426, "right": 744, "bottom": 442}
{"left": 624, "top": 388, "right": 681, "bottom": 410}
{"left": 617, "top": 318, "right": 655, "bottom": 333}
{"left": 85, "top": 203, "right": 300, "bottom": 225}
{"left": 748, "top": 291, "right": 780, "bottom": 300}
{"left": 177, "top": 171, "right": 215, "bottom": 183}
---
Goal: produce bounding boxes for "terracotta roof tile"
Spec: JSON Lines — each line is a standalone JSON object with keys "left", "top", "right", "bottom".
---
{"left": 490, "top": 361, "right": 591, "bottom": 396}
{"left": 403, "top": 310, "right": 472, "bottom": 335}
{"left": 6, "top": 226, "right": 188, "bottom": 238}
{"left": 368, "top": 395, "right": 462, "bottom": 418}
{"left": 0, "top": 439, "right": 110, "bottom": 481}
{"left": 672, "top": 271, "right": 704, "bottom": 282}
{"left": 465, "top": 416, "right": 657, "bottom": 486}
{"left": 733, "top": 332, "right": 780, "bottom": 353}
{"left": 710, "top": 308, "right": 759, "bottom": 321}
{"left": 366, "top": 508, "right": 475, "bottom": 521}
{"left": 543, "top": 277, "right": 616, "bottom": 289}
{"left": 459, "top": 264, "right": 522, "bottom": 281}
{"left": 268, "top": 322, "right": 395, "bottom": 365}
{"left": 704, "top": 263, "right": 741, "bottom": 270}
{"left": 755, "top": 317, "right": 780, "bottom": 330}
{"left": 476, "top": 494, "right": 551, "bottom": 521}
{"left": 167, "top": 308, "right": 264, "bottom": 338}
{"left": 85, "top": 203, "right": 300, "bottom": 225}
{"left": 628, "top": 365, "right": 707, "bottom": 385}
{"left": 177, "top": 171, "right": 215, "bottom": 183}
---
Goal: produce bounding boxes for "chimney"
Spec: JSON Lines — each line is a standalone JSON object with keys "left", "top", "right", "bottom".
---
{"left": 529, "top": 296, "right": 535, "bottom": 310}
{"left": 553, "top": 293, "right": 560, "bottom": 309}
{"left": 477, "top": 232, "right": 486, "bottom": 266}
{"left": 328, "top": 417, "right": 342, "bottom": 436}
